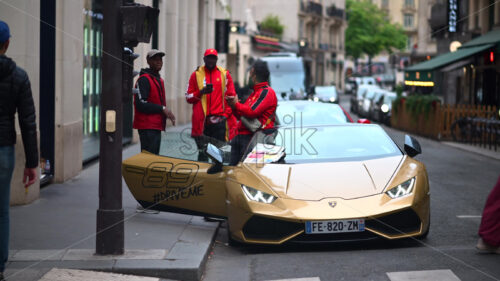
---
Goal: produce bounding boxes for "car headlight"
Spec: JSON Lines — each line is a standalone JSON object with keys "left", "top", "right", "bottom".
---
{"left": 381, "top": 104, "right": 389, "bottom": 113}
{"left": 329, "top": 97, "right": 336, "bottom": 102}
{"left": 242, "top": 185, "right": 276, "bottom": 203}
{"left": 313, "top": 97, "right": 319, "bottom": 102}
{"left": 386, "top": 177, "right": 415, "bottom": 199}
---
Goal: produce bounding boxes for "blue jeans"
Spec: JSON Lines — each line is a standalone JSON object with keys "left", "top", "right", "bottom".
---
{"left": 0, "top": 146, "right": 14, "bottom": 272}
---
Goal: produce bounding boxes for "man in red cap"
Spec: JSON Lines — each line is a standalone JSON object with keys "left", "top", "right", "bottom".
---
{"left": 186, "top": 48, "right": 237, "bottom": 161}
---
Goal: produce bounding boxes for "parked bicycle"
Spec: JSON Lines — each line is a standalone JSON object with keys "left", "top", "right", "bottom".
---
{"left": 450, "top": 117, "right": 500, "bottom": 151}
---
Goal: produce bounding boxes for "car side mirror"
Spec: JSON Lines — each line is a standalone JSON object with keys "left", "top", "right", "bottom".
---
{"left": 206, "top": 143, "right": 223, "bottom": 174}
{"left": 404, "top": 135, "right": 422, "bottom": 157}
{"left": 357, "top": 119, "right": 371, "bottom": 124}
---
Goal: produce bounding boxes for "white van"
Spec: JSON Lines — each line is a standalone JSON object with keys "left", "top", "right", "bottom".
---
{"left": 261, "top": 53, "right": 306, "bottom": 101}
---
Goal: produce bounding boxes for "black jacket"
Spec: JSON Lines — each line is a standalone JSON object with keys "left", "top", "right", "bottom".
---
{"left": 0, "top": 55, "right": 38, "bottom": 168}
{"left": 135, "top": 68, "right": 164, "bottom": 114}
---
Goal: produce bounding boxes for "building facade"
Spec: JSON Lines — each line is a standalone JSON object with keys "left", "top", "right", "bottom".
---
{"left": 227, "top": 0, "right": 347, "bottom": 90}
{"left": 405, "top": 0, "right": 500, "bottom": 107}
{"left": 357, "top": 0, "right": 437, "bottom": 85}
{"left": 1, "top": 0, "right": 228, "bottom": 205}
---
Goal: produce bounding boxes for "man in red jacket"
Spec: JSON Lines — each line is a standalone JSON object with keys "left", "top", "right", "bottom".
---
{"left": 186, "top": 48, "right": 237, "bottom": 160}
{"left": 133, "top": 49, "right": 175, "bottom": 155}
{"left": 226, "top": 60, "right": 277, "bottom": 165}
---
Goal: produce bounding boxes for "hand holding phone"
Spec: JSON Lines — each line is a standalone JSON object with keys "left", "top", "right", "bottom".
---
{"left": 201, "top": 83, "right": 213, "bottom": 95}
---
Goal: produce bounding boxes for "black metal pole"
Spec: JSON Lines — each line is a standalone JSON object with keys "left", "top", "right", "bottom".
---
{"left": 96, "top": 0, "right": 124, "bottom": 255}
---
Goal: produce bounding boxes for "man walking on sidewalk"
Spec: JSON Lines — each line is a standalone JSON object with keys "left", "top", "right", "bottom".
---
{"left": 133, "top": 49, "right": 175, "bottom": 155}
{"left": 0, "top": 21, "right": 38, "bottom": 281}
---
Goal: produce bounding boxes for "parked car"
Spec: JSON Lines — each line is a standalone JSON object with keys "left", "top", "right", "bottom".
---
{"left": 350, "top": 84, "right": 379, "bottom": 114}
{"left": 345, "top": 76, "right": 360, "bottom": 95}
{"left": 367, "top": 90, "right": 386, "bottom": 120}
{"left": 361, "top": 76, "right": 376, "bottom": 85}
{"left": 358, "top": 86, "right": 380, "bottom": 117}
{"left": 371, "top": 91, "right": 397, "bottom": 125}
{"left": 312, "top": 85, "right": 339, "bottom": 103}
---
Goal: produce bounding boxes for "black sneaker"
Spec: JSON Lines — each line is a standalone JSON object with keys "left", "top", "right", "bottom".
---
{"left": 0, "top": 272, "right": 5, "bottom": 281}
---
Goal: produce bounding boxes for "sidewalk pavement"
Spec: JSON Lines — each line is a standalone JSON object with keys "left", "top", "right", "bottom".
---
{"left": 5, "top": 126, "right": 219, "bottom": 281}
{"left": 440, "top": 141, "right": 500, "bottom": 161}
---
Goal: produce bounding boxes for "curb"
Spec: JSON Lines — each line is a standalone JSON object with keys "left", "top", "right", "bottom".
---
{"left": 6, "top": 219, "right": 220, "bottom": 281}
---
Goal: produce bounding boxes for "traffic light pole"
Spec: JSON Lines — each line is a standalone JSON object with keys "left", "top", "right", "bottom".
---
{"left": 96, "top": 0, "right": 124, "bottom": 255}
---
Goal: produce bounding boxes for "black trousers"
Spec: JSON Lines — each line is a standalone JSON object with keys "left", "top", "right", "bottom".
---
{"left": 203, "top": 120, "right": 226, "bottom": 142}
{"left": 194, "top": 120, "right": 227, "bottom": 162}
{"left": 229, "top": 134, "right": 253, "bottom": 166}
{"left": 138, "top": 129, "right": 161, "bottom": 155}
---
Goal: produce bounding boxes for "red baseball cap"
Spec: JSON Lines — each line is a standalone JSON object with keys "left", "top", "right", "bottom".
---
{"left": 204, "top": 48, "right": 218, "bottom": 57}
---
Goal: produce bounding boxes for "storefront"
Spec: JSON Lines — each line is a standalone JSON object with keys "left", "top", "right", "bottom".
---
{"left": 404, "top": 29, "right": 500, "bottom": 108}
{"left": 82, "top": 0, "right": 134, "bottom": 162}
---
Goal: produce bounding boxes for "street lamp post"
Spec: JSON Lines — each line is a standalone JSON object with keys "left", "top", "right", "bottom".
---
{"left": 95, "top": 0, "right": 158, "bottom": 255}
{"left": 96, "top": 0, "right": 124, "bottom": 255}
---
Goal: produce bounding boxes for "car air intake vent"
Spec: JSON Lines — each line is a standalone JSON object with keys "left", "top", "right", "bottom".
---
{"left": 291, "top": 231, "right": 378, "bottom": 243}
{"left": 242, "top": 216, "right": 303, "bottom": 241}
{"left": 365, "top": 208, "right": 421, "bottom": 235}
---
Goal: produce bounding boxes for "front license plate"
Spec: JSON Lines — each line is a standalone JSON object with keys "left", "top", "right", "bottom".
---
{"left": 305, "top": 219, "right": 365, "bottom": 234}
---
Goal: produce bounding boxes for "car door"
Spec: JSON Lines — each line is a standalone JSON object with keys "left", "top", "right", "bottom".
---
{"left": 122, "top": 135, "right": 230, "bottom": 218}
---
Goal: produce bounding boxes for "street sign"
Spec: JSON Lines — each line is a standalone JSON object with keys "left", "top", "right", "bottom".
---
{"left": 448, "top": 0, "right": 458, "bottom": 33}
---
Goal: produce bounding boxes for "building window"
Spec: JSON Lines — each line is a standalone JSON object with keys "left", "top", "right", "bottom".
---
{"left": 406, "top": 36, "right": 413, "bottom": 51}
{"left": 404, "top": 0, "right": 414, "bottom": 8}
{"left": 382, "top": 0, "right": 389, "bottom": 8}
{"left": 404, "top": 13, "right": 414, "bottom": 27}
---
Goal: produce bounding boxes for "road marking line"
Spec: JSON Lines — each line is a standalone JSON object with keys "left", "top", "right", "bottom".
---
{"left": 387, "top": 269, "right": 461, "bottom": 281}
{"left": 456, "top": 215, "right": 482, "bottom": 219}
{"left": 264, "top": 277, "right": 321, "bottom": 281}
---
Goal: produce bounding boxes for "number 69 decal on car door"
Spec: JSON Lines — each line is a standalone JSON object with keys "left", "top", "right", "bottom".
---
{"left": 140, "top": 162, "right": 199, "bottom": 189}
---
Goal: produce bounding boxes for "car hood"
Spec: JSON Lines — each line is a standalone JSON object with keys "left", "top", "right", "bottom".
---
{"left": 244, "top": 155, "right": 403, "bottom": 200}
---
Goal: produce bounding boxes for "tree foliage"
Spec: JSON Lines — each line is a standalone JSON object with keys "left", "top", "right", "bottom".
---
{"left": 345, "top": 0, "right": 406, "bottom": 60}
{"left": 259, "top": 14, "right": 284, "bottom": 37}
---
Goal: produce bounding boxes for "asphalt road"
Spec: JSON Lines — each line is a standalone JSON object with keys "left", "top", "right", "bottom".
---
{"left": 201, "top": 93, "right": 500, "bottom": 281}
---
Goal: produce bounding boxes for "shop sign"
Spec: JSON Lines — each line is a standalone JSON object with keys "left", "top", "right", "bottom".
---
{"left": 448, "top": 0, "right": 458, "bottom": 32}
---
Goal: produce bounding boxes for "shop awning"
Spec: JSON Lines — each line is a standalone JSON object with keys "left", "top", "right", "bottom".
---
{"left": 404, "top": 43, "right": 494, "bottom": 87}
{"left": 253, "top": 35, "right": 281, "bottom": 52}
{"left": 406, "top": 43, "right": 494, "bottom": 72}
{"left": 461, "top": 29, "right": 500, "bottom": 48}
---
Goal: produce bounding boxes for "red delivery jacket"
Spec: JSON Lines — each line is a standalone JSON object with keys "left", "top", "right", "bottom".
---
{"left": 133, "top": 72, "right": 166, "bottom": 131}
{"left": 233, "top": 82, "right": 277, "bottom": 135}
{"left": 186, "top": 66, "right": 237, "bottom": 140}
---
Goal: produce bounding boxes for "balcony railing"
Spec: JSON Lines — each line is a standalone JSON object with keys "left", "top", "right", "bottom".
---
{"left": 300, "top": 0, "right": 323, "bottom": 17}
{"left": 319, "top": 43, "right": 329, "bottom": 50}
{"left": 327, "top": 6, "right": 344, "bottom": 19}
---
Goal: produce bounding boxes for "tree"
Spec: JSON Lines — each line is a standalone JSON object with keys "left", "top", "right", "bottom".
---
{"left": 259, "top": 14, "right": 284, "bottom": 38}
{"left": 345, "top": 0, "right": 406, "bottom": 74}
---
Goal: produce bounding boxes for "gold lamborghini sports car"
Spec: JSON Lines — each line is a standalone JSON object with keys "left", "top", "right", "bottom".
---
{"left": 122, "top": 124, "right": 430, "bottom": 245}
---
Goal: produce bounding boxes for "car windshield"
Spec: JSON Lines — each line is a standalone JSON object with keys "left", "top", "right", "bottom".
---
{"left": 315, "top": 86, "right": 336, "bottom": 97}
{"left": 364, "top": 89, "right": 377, "bottom": 99}
{"left": 270, "top": 72, "right": 305, "bottom": 96}
{"left": 384, "top": 94, "right": 397, "bottom": 104}
{"left": 245, "top": 125, "right": 402, "bottom": 164}
{"left": 373, "top": 91, "right": 384, "bottom": 101}
{"left": 276, "top": 102, "right": 350, "bottom": 126}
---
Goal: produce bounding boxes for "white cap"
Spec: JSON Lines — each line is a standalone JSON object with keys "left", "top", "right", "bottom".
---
{"left": 147, "top": 49, "right": 165, "bottom": 59}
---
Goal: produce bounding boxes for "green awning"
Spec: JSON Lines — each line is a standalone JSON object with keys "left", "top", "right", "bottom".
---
{"left": 461, "top": 29, "right": 500, "bottom": 48}
{"left": 405, "top": 43, "right": 494, "bottom": 72}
